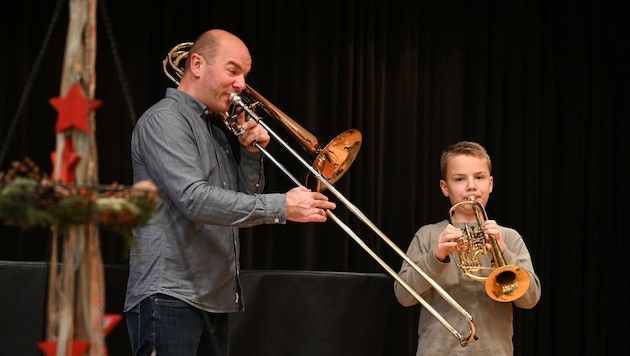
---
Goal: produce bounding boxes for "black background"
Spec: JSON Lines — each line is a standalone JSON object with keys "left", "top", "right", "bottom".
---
{"left": 1, "top": 0, "right": 627, "bottom": 355}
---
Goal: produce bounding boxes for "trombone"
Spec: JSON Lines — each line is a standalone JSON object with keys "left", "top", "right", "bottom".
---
{"left": 163, "top": 42, "right": 478, "bottom": 347}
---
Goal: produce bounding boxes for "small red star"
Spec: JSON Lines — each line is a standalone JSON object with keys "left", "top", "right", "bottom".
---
{"left": 35, "top": 315, "right": 120, "bottom": 356}
{"left": 104, "top": 314, "right": 122, "bottom": 335}
{"left": 37, "top": 339, "right": 90, "bottom": 356}
{"left": 49, "top": 82, "right": 102, "bottom": 133}
{"left": 50, "top": 135, "right": 82, "bottom": 184}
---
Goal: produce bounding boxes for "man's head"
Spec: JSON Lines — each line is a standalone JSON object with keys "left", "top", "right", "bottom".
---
{"left": 178, "top": 29, "right": 252, "bottom": 113}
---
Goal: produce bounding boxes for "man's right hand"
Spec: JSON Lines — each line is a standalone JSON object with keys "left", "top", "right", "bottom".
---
{"left": 285, "top": 186, "right": 336, "bottom": 223}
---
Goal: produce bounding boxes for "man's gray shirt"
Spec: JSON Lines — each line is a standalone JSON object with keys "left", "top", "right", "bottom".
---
{"left": 125, "top": 88, "right": 286, "bottom": 313}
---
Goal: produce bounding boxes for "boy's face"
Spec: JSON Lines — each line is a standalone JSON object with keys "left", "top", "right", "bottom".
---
{"left": 439, "top": 154, "right": 493, "bottom": 210}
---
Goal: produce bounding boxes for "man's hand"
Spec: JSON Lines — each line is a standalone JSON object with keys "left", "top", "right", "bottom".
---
{"left": 285, "top": 186, "right": 336, "bottom": 223}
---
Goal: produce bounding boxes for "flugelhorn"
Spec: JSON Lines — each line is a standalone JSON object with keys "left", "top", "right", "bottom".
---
{"left": 449, "top": 196, "right": 531, "bottom": 302}
{"left": 163, "top": 42, "right": 478, "bottom": 346}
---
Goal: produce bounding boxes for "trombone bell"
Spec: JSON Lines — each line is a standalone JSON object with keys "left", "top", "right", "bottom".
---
{"left": 308, "top": 129, "right": 362, "bottom": 191}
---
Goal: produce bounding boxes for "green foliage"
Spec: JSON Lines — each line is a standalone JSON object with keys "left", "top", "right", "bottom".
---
{"left": 0, "top": 178, "right": 156, "bottom": 235}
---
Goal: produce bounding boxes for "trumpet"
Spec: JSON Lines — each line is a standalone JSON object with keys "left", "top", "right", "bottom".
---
{"left": 449, "top": 196, "right": 531, "bottom": 302}
{"left": 163, "top": 42, "right": 478, "bottom": 346}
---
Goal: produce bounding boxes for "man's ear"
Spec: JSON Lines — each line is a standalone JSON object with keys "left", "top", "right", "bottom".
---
{"left": 188, "top": 53, "right": 204, "bottom": 77}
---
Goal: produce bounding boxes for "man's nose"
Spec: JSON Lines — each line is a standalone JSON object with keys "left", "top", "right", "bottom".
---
{"left": 233, "top": 76, "right": 246, "bottom": 91}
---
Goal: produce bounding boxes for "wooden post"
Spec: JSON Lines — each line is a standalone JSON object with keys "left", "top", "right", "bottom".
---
{"left": 48, "top": 0, "right": 105, "bottom": 355}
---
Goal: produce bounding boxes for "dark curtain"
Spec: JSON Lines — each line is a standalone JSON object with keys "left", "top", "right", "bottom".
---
{"left": 1, "top": 0, "right": 627, "bottom": 355}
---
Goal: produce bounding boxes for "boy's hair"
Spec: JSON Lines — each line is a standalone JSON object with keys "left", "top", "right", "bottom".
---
{"left": 439, "top": 141, "right": 492, "bottom": 179}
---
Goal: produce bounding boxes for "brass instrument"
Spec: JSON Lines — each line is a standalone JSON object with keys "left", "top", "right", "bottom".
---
{"left": 163, "top": 42, "right": 478, "bottom": 346}
{"left": 449, "top": 196, "right": 531, "bottom": 302}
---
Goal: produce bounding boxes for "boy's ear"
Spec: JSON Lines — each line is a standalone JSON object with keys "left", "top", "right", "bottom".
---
{"left": 439, "top": 179, "right": 449, "bottom": 197}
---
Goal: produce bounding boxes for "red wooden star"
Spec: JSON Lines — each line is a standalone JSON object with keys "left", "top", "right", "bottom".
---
{"left": 34, "top": 315, "right": 121, "bottom": 356}
{"left": 103, "top": 314, "right": 122, "bottom": 335}
{"left": 50, "top": 82, "right": 102, "bottom": 133}
{"left": 37, "top": 339, "right": 90, "bottom": 356}
{"left": 50, "top": 135, "right": 82, "bottom": 184}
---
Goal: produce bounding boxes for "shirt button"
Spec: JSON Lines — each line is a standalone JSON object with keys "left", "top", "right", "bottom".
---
{"left": 274, "top": 218, "right": 280, "bottom": 224}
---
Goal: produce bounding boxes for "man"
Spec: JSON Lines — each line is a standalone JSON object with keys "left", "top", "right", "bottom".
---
{"left": 125, "top": 29, "right": 336, "bottom": 356}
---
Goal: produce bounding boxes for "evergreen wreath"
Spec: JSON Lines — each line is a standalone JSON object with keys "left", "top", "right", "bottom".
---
{"left": 0, "top": 157, "right": 158, "bottom": 235}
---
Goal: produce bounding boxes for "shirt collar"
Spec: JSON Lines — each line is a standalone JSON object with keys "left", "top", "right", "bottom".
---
{"left": 165, "top": 87, "right": 208, "bottom": 119}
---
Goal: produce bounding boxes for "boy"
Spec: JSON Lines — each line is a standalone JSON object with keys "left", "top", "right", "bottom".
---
{"left": 394, "top": 141, "right": 541, "bottom": 355}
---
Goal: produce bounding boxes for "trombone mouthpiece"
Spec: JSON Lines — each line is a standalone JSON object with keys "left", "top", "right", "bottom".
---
{"left": 468, "top": 195, "right": 476, "bottom": 201}
{"left": 229, "top": 93, "right": 241, "bottom": 103}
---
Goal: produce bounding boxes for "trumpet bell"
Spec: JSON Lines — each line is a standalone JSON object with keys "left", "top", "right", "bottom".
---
{"left": 307, "top": 129, "right": 362, "bottom": 191}
{"left": 485, "top": 264, "right": 531, "bottom": 302}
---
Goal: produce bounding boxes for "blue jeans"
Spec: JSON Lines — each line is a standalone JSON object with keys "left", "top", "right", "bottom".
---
{"left": 125, "top": 294, "right": 229, "bottom": 356}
